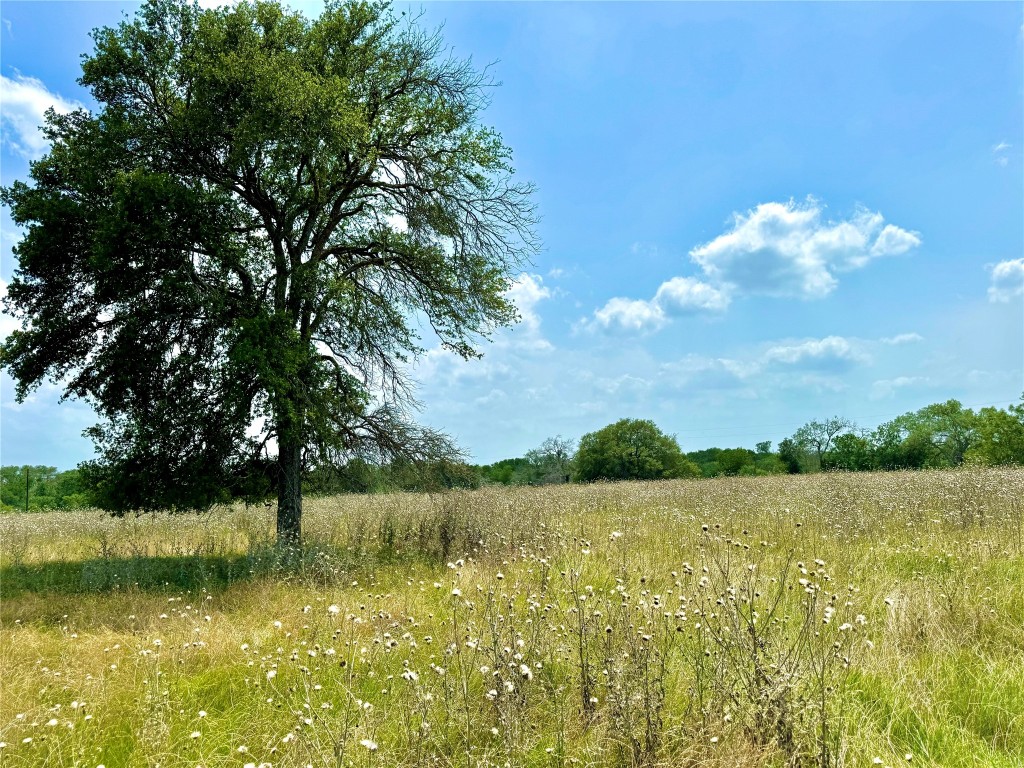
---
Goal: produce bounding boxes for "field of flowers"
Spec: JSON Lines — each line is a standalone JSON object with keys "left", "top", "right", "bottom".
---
{"left": 1, "top": 467, "right": 1022, "bottom": 767}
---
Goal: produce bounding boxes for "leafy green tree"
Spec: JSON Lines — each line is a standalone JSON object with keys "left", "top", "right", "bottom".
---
{"left": 776, "top": 438, "right": 804, "bottom": 474}
{"left": 872, "top": 400, "right": 978, "bottom": 469}
{"left": 524, "top": 435, "right": 575, "bottom": 484}
{"left": 793, "top": 417, "right": 855, "bottom": 471}
{"left": 0, "top": 0, "right": 536, "bottom": 545}
{"left": 717, "top": 447, "right": 756, "bottom": 476}
{"left": 823, "top": 432, "right": 874, "bottom": 471}
{"left": 574, "top": 419, "right": 699, "bottom": 482}
{"left": 911, "top": 400, "right": 978, "bottom": 467}
{"left": 966, "top": 402, "right": 1024, "bottom": 466}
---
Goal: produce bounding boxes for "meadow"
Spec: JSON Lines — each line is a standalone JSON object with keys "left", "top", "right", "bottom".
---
{"left": 0, "top": 467, "right": 1021, "bottom": 768}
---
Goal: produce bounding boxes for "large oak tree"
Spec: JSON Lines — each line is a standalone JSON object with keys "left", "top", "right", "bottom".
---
{"left": 0, "top": 0, "right": 536, "bottom": 546}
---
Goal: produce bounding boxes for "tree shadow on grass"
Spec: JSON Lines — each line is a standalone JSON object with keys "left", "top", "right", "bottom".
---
{"left": 0, "top": 553, "right": 258, "bottom": 596}
{"left": 0, "top": 543, "right": 437, "bottom": 598}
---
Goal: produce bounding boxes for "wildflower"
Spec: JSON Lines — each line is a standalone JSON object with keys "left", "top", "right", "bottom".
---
{"left": 328, "top": 605, "right": 341, "bottom": 615}
{"left": 198, "top": 711, "right": 207, "bottom": 718}
{"left": 519, "top": 663, "right": 533, "bottom": 680}
{"left": 451, "top": 588, "right": 462, "bottom": 597}
{"left": 359, "top": 739, "right": 378, "bottom": 751}
{"left": 190, "top": 731, "right": 201, "bottom": 739}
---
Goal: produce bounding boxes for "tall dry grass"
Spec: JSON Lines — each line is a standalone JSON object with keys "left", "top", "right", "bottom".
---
{"left": 1, "top": 467, "right": 1021, "bottom": 767}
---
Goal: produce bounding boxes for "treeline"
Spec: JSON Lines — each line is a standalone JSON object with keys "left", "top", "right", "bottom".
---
{"left": 4, "top": 398, "right": 1022, "bottom": 510}
{"left": 475, "top": 397, "right": 1024, "bottom": 485}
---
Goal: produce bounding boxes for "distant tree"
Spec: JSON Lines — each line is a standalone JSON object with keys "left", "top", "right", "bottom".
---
{"left": 525, "top": 435, "right": 576, "bottom": 484}
{"left": 718, "top": 447, "right": 757, "bottom": 476}
{"left": 871, "top": 400, "right": 978, "bottom": 470}
{"left": 574, "top": 419, "right": 699, "bottom": 482}
{"left": 757, "top": 456, "right": 788, "bottom": 475}
{"left": 0, "top": 0, "right": 536, "bottom": 546}
{"left": 966, "top": 402, "right": 1024, "bottom": 466}
{"left": 755, "top": 440, "right": 773, "bottom": 456}
{"left": 824, "top": 432, "right": 874, "bottom": 472}
{"left": 793, "top": 417, "right": 855, "bottom": 471}
{"left": 911, "top": 400, "right": 978, "bottom": 466}
{"left": 776, "top": 438, "right": 804, "bottom": 474}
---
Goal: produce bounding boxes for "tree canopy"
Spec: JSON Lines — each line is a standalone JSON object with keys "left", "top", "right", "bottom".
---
{"left": 573, "top": 418, "right": 699, "bottom": 482}
{"left": 0, "top": 0, "right": 536, "bottom": 544}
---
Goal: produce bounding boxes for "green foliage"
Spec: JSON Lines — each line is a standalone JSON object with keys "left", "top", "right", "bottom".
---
{"left": 0, "top": 0, "right": 536, "bottom": 528}
{"left": 574, "top": 418, "right": 699, "bottom": 482}
{"left": 777, "top": 438, "right": 805, "bottom": 474}
{"left": 793, "top": 416, "right": 855, "bottom": 471}
{"left": 966, "top": 404, "right": 1024, "bottom": 466}
{"left": 823, "top": 433, "right": 874, "bottom": 472}
{"left": 0, "top": 466, "right": 93, "bottom": 511}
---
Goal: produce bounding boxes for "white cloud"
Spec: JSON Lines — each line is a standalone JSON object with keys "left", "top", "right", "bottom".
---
{"left": 992, "top": 141, "right": 1011, "bottom": 167}
{"left": 660, "top": 335, "right": 869, "bottom": 393}
{"left": 871, "top": 376, "right": 929, "bottom": 400}
{"left": 689, "top": 199, "right": 921, "bottom": 299}
{"left": 761, "top": 335, "right": 869, "bottom": 370}
{"left": 505, "top": 273, "right": 550, "bottom": 332}
{"left": 988, "top": 258, "right": 1024, "bottom": 302}
{"left": 587, "top": 297, "right": 667, "bottom": 334}
{"left": 502, "top": 273, "right": 554, "bottom": 351}
{"left": 880, "top": 332, "right": 924, "bottom": 345}
{"left": 0, "top": 72, "right": 83, "bottom": 159}
{"left": 653, "top": 276, "right": 731, "bottom": 314}
{"left": 585, "top": 276, "right": 728, "bottom": 335}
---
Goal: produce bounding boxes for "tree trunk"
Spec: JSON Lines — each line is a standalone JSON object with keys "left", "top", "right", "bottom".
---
{"left": 277, "top": 434, "right": 303, "bottom": 550}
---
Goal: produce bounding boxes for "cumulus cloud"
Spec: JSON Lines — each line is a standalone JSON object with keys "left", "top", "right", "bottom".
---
{"left": 988, "top": 258, "right": 1024, "bottom": 302}
{"left": 0, "top": 72, "right": 83, "bottom": 159}
{"left": 690, "top": 198, "right": 920, "bottom": 299}
{"left": 589, "top": 296, "right": 668, "bottom": 334}
{"left": 585, "top": 277, "right": 728, "bottom": 334}
{"left": 583, "top": 198, "right": 919, "bottom": 334}
{"left": 761, "top": 335, "right": 870, "bottom": 371}
{"left": 653, "top": 277, "right": 731, "bottom": 314}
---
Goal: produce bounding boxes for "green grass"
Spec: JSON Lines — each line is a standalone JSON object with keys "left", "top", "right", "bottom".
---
{"left": 1, "top": 468, "right": 1022, "bottom": 767}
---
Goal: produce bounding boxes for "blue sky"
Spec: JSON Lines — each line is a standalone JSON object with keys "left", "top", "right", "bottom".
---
{"left": 2, "top": 1, "right": 1022, "bottom": 469}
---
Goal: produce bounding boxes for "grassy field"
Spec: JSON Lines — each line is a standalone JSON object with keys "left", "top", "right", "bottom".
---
{"left": 1, "top": 468, "right": 1022, "bottom": 767}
